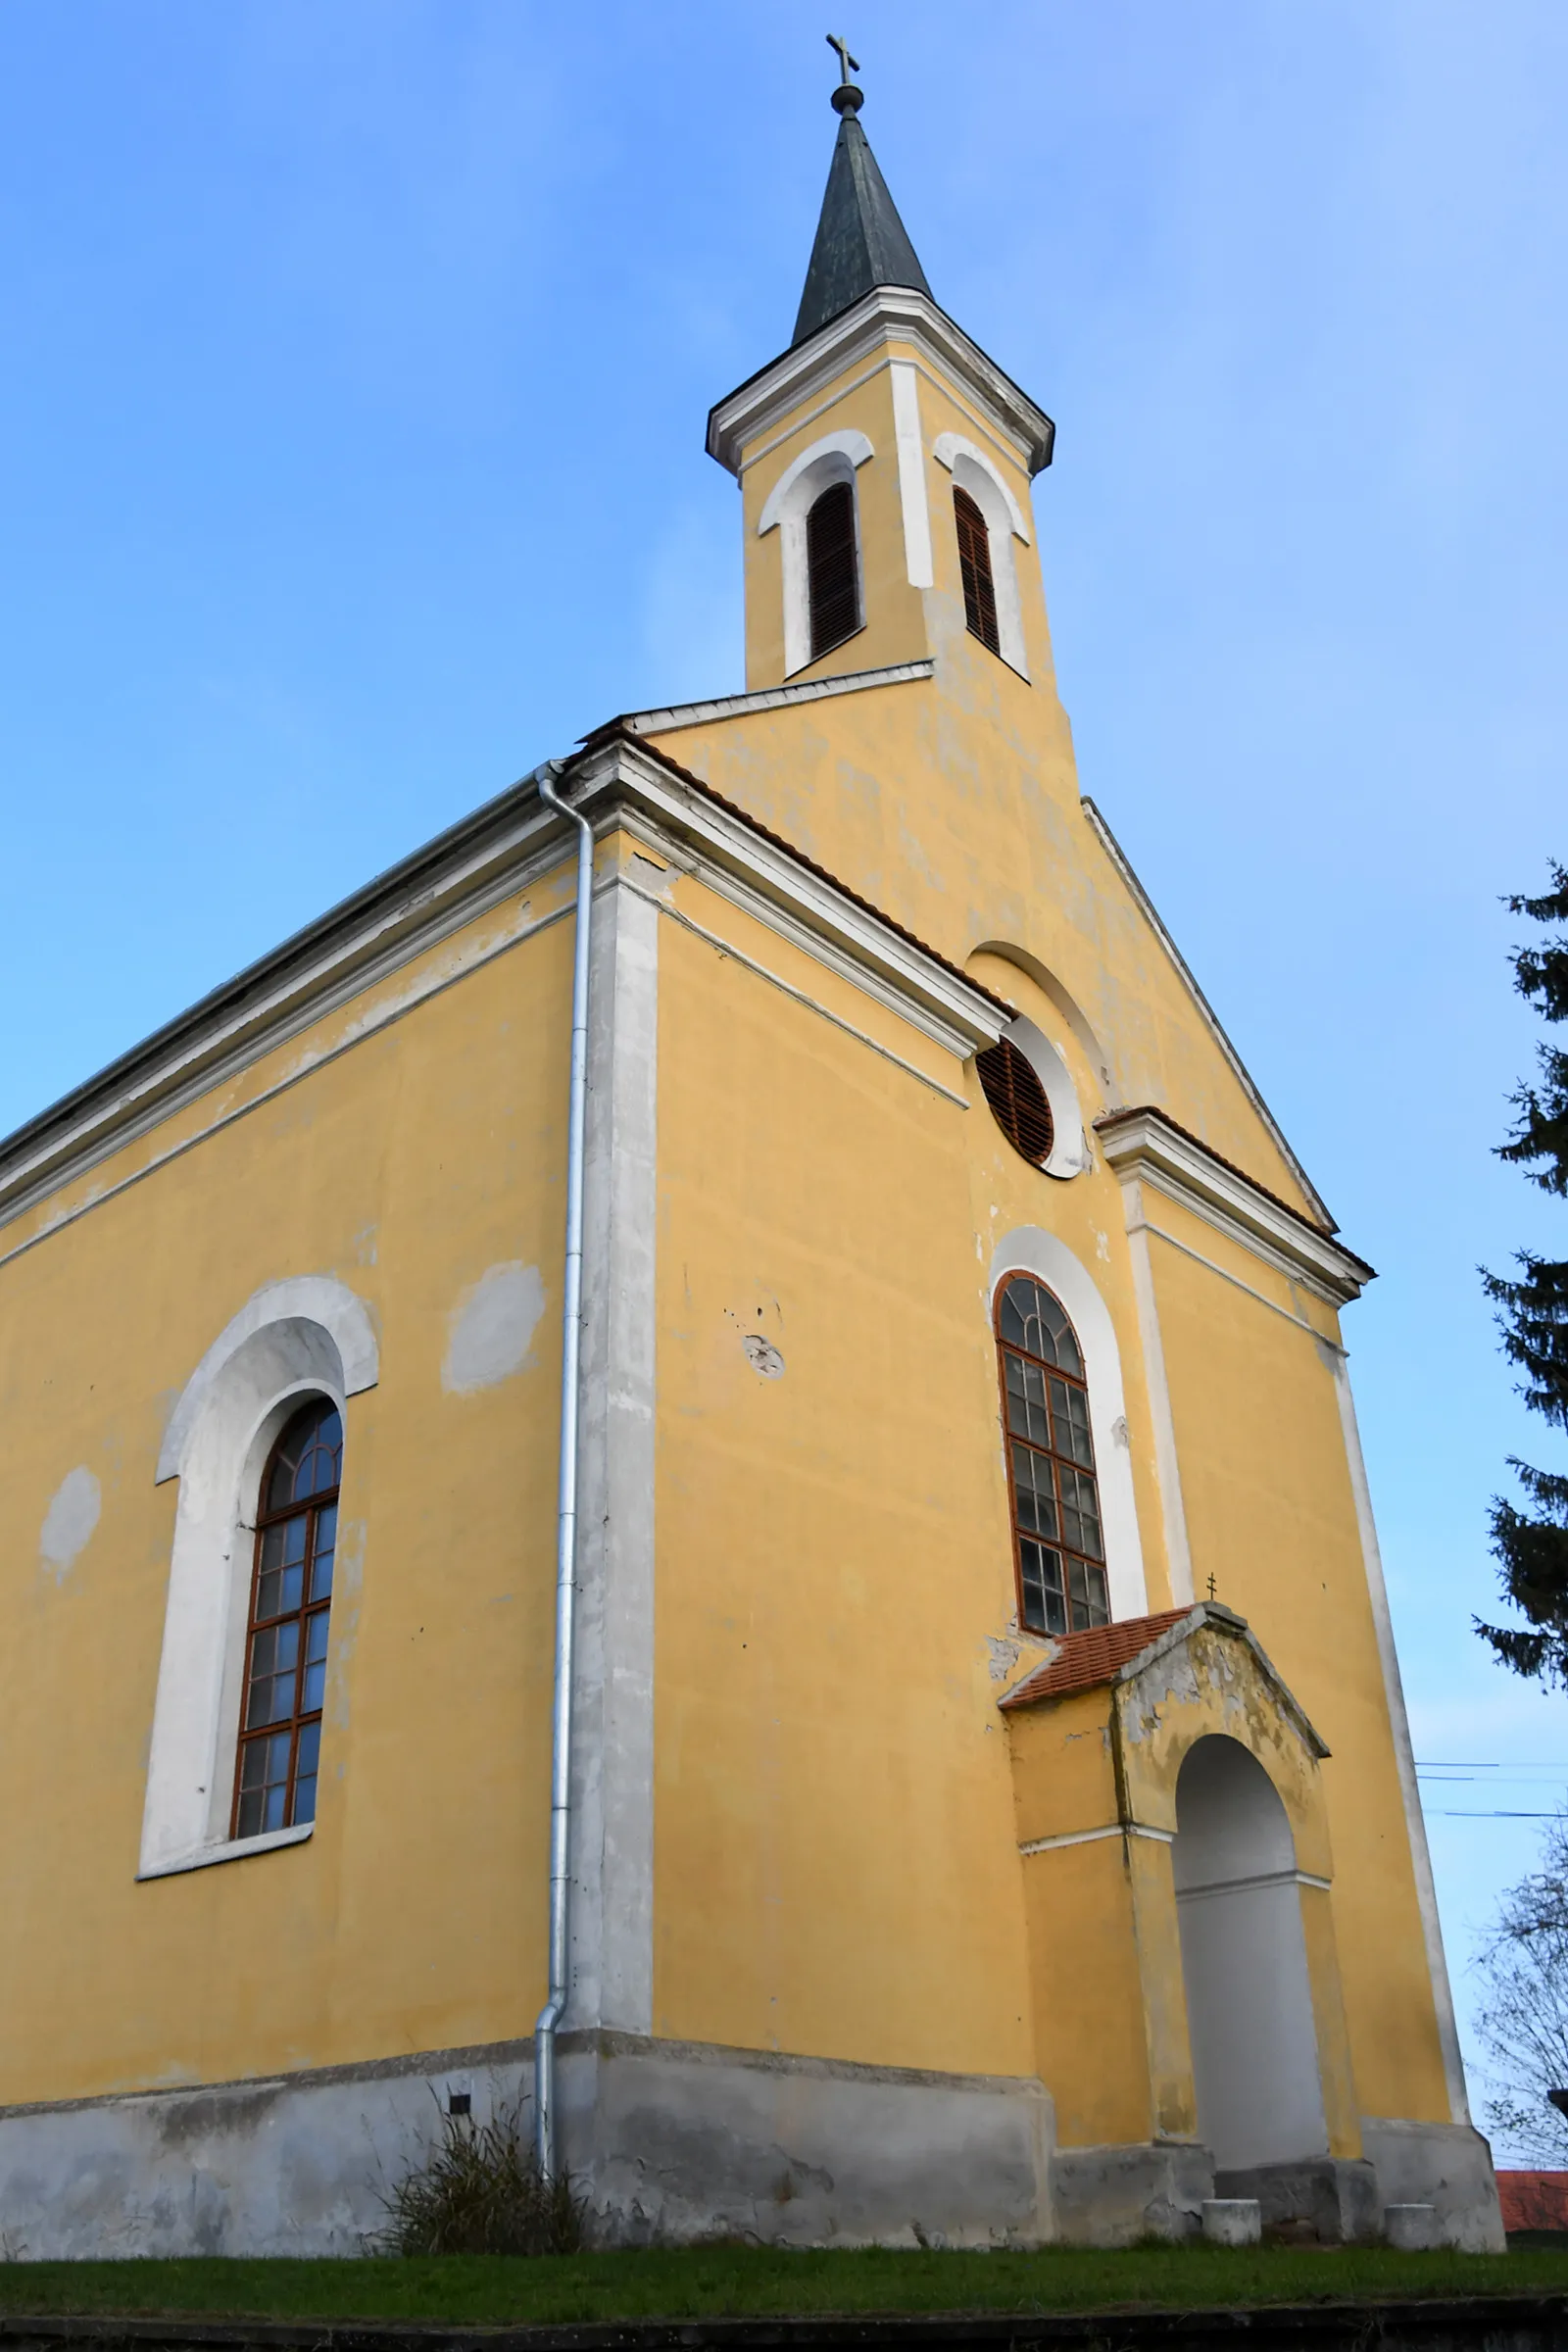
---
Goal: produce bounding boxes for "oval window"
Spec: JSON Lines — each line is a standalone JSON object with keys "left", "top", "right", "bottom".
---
{"left": 976, "top": 1038, "right": 1054, "bottom": 1168}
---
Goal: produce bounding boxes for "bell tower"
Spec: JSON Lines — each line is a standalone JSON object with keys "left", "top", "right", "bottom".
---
{"left": 707, "top": 53, "right": 1058, "bottom": 704}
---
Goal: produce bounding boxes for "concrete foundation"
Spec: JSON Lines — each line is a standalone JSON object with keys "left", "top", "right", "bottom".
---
{"left": 574, "top": 2033, "right": 1054, "bottom": 2248}
{"left": 1359, "top": 2116, "right": 1507, "bottom": 2253}
{"left": 1215, "top": 2155, "right": 1381, "bottom": 2244}
{"left": 0, "top": 2041, "right": 1503, "bottom": 2260}
{"left": 1049, "top": 2140, "right": 1212, "bottom": 2245}
{"left": 0, "top": 2034, "right": 1054, "bottom": 2258}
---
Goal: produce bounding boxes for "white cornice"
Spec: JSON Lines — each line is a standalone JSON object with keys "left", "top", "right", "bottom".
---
{"left": 707, "top": 288, "right": 1055, "bottom": 480}
{"left": 573, "top": 737, "right": 1009, "bottom": 1061}
{"left": 0, "top": 739, "right": 1008, "bottom": 1238}
{"left": 1096, "top": 1107, "right": 1374, "bottom": 1307}
{"left": 611, "top": 662, "right": 933, "bottom": 741}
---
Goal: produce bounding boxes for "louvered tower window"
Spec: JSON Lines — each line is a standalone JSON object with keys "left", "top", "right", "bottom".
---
{"left": 996, "top": 1274, "right": 1108, "bottom": 1638}
{"left": 806, "top": 480, "right": 860, "bottom": 661}
{"left": 954, "top": 485, "right": 1001, "bottom": 657}
{"left": 976, "top": 1037, "right": 1054, "bottom": 1167}
{"left": 232, "top": 1396, "right": 341, "bottom": 1839}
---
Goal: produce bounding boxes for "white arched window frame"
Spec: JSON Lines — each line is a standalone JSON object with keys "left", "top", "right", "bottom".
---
{"left": 757, "top": 428, "right": 873, "bottom": 679}
{"left": 989, "top": 1229, "right": 1148, "bottom": 1626}
{"left": 139, "top": 1277, "right": 378, "bottom": 1880}
{"left": 933, "top": 432, "right": 1031, "bottom": 680}
{"left": 999, "top": 1014, "right": 1092, "bottom": 1180}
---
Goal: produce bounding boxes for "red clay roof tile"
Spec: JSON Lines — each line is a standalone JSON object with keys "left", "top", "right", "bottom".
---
{"left": 1497, "top": 2173, "right": 1568, "bottom": 2233}
{"left": 999, "top": 1608, "right": 1194, "bottom": 1710}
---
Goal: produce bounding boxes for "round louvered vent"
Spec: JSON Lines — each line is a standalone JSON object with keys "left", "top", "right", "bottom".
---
{"left": 976, "top": 1038, "right": 1054, "bottom": 1168}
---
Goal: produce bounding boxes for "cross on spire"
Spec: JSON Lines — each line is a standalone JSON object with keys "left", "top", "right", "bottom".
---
{"left": 792, "top": 29, "right": 930, "bottom": 345}
{"left": 826, "top": 31, "right": 859, "bottom": 86}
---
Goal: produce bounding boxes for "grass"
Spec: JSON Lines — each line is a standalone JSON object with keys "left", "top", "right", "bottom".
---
{"left": 0, "top": 2245, "right": 1563, "bottom": 2327}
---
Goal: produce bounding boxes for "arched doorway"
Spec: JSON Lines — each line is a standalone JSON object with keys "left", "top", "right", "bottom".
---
{"left": 1173, "top": 1736, "right": 1327, "bottom": 2174}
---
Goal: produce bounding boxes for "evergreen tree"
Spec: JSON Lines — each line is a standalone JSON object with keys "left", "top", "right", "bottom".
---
{"left": 1478, "top": 863, "right": 1568, "bottom": 1685}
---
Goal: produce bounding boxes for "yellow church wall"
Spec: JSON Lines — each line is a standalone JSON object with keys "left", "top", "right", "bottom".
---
{"left": 1005, "top": 1693, "right": 1117, "bottom": 1850}
{"left": 1141, "top": 1208, "right": 1452, "bottom": 2126}
{"left": 0, "top": 877, "right": 579, "bottom": 2103}
{"left": 686, "top": 312, "right": 1321, "bottom": 1220}
{"left": 651, "top": 856, "right": 962, "bottom": 1104}
{"left": 1020, "top": 1839, "right": 1153, "bottom": 2148}
{"left": 1298, "top": 1884, "right": 1363, "bottom": 2161}
{"left": 650, "top": 906, "right": 1041, "bottom": 2082}
{"left": 1009, "top": 1736, "right": 1200, "bottom": 2148}
{"left": 1125, "top": 1828, "right": 1201, "bottom": 2144}
{"left": 647, "top": 677, "right": 1316, "bottom": 1220}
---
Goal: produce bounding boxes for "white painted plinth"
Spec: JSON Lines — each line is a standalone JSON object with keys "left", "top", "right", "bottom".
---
{"left": 1385, "top": 2202, "right": 1439, "bottom": 2251}
{"left": 1201, "top": 2197, "right": 1262, "bottom": 2247}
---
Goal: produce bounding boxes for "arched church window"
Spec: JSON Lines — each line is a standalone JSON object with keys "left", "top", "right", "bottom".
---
{"left": 954, "top": 484, "right": 1001, "bottom": 657}
{"left": 806, "top": 479, "right": 860, "bottom": 660}
{"left": 232, "top": 1397, "right": 341, "bottom": 1840}
{"left": 976, "top": 1037, "right": 1054, "bottom": 1167}
{"left": 996, "top": 1275, "right": 1108, "bottom": 1637}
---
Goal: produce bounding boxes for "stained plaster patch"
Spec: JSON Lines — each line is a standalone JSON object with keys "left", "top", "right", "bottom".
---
{"left": 40, "top": 1466, "right": 101, "bottom": 1582}
{"left": 443, "top": 1263, "right": 546, "bottom": 1394}
{"left": 1122, "top": 1644, "right": 1205, "bottom": 1742}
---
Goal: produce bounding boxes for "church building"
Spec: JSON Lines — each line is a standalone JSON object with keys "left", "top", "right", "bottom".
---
{"left": 0, "top": 67, "right": 1503, "bottom": 2253}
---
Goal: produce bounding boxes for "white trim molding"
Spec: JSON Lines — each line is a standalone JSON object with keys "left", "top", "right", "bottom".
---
{"left": 989, "top": 1230, "right": 1149, "bottom": 1624}
{"left": 573, "top": 738, "right": 1012, "bottom": 1066}
{"left": 157, "top": 1277, "right": 378, "bottom": 1483}
{"left": 569, "top": 872, "right": 660, "bottom": 2035}
{"left": 0, "top": 734, "right": 1013, "bottom": 1260}
{"left": 1018, "top": 1822, "right": 1173, "bottom": 1856}
{"left": 890, "top": 362, "right": 934, "bottom": 590}
{"left": 615, "top": 661, "right": 932, "bottom": 740}
{"left": 139, "top": 1276, "right": 378, "bottom": 1881}
{"left": 756, "top": 428, "right": 874, "bottom": 536}
{"left": 932, "top": 433, "right": 1030, "bottom": 541}
{"left": 1001, "top": 1017, "right": 1089, "bottom": 1180}
{"left": 709, "top": 284, "right": 1054, "bottom": 480}
{"left": 933, "top": 434, "right": 1029, "bottom": 677}
{"left": 1120, "top": 1177, "right": 1195, "bottom": 1607}
{"left": 137, "top": 1823, "right": 313, "bottom": 1883}
{"left": 1096, "top": 1106, "right": 1373, "bottom": 1307}
{"left": 756, "top": 429, "right": 873, "bottom": 680}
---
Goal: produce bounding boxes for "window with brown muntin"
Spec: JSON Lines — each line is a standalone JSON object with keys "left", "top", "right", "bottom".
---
{"left": 954, "top": 484, "right": 1002, "bottom": 657}
{"left": 232, "top": 1396, "right": 341, "bottom": 1840}
{"left": 996, "top": 1274, "right": 1108, "bottom": 1637}
{"left": 806, "top": 478, "right": 860, "bottom": 661}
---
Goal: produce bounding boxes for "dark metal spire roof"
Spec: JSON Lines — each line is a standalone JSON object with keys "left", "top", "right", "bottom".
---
{"left": 792, "top": 77, "right": 932, "bottom": 348}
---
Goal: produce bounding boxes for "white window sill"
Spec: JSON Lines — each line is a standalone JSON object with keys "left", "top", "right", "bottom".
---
{"left": 136, "top": 1823, "right": 314, "bottom": 1882}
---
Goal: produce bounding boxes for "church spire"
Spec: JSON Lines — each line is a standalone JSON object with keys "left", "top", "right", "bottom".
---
{"left": 792, "top": 39, "right": 932, "bottom": 349}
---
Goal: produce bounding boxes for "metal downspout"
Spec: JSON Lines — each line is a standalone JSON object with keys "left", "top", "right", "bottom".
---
{"left": 532, "top": 759, "right": 593, "bottom": 2183}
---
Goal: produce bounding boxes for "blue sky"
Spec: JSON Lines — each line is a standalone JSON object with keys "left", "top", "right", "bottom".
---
{"left": 2, "top": 1, "right": 1565, "bottom": 2153}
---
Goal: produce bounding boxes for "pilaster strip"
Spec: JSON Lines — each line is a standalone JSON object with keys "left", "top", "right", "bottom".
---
{"left": 890, "top": 361, "right": 934, "bottom": 589}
